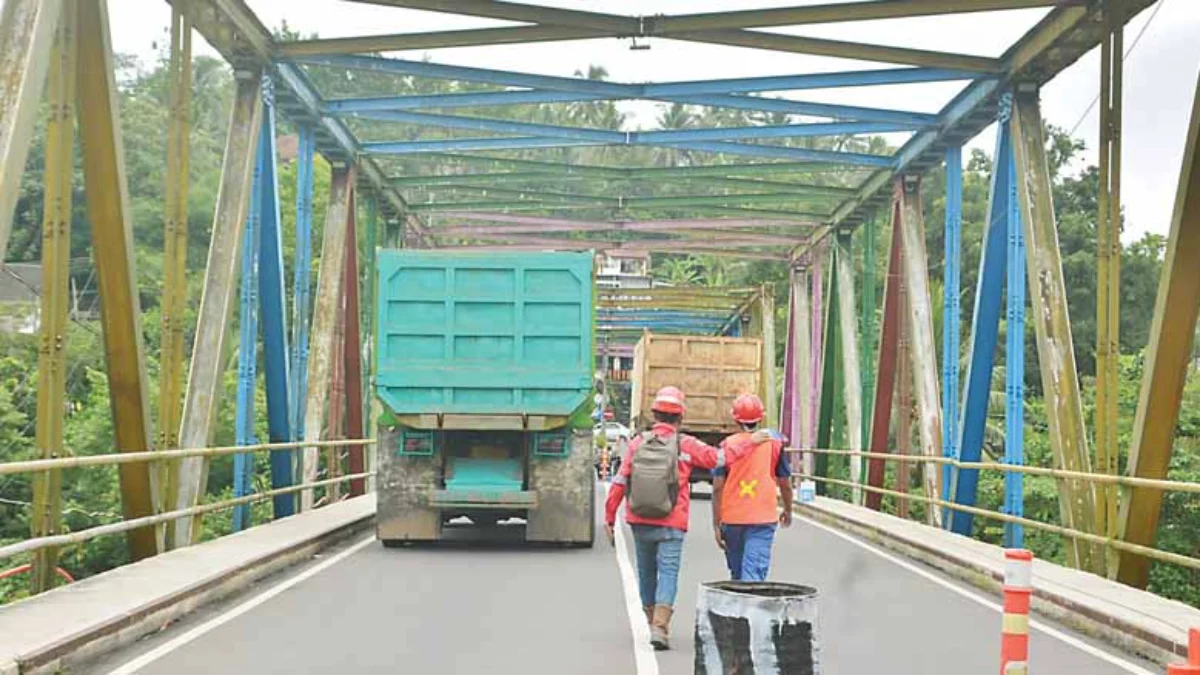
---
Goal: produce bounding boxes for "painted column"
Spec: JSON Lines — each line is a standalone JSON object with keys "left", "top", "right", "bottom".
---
{"left": 1011, "top": 86, "right": 1100, "bottom": 572}
{"left": 0, "top": 0, "right": 63, "bottom": 261}
{"left": 232, "top": 131, "right": 263, "bottom": 532}
{"left": 301, "top": 166, "right": 353, "bottom": 510}
{"left": 29, "top": 7, "right": 75, "bottom": 593}
{"left": 942, "top": 145, "right": 963, "bottom": 504}
{"left": 173, "top": 71, "right": 263, "bottom": 547}
{"left": 257, "top": 78, "right": 295, "bottom": 519}
{"left": 1115, "top": 72, "right": 1200, "bottom": 587}
{"left": 949, "top": 109, "right": 1012, "bottom": 535}
{"left": 865, "top": 203, "right": 903, "bottom": 511}
{"left": 896, "top": 177, "right": 944, "bottom": 527}
{"left": 1004, "top": 105, "right": 1027, "bottom": 549}
{"left": 836, "top": 233, "right": 864, "bottom": 505}
{"left": 77, "top": 0, "right": 160, "bottom": 557}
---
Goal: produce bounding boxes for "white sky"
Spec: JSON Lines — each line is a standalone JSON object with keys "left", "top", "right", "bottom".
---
{"left": 105, "top": 0, "right": 1200, "bottom": 242}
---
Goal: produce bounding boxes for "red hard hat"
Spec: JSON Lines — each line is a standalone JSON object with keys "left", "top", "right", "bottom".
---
{"left": 731, "top": 393, "right": 765, "bottom": 424}
{"left": 651, "top": 386, "right": 686, "bottom": 415}
{"left": 603, "top": 410, "right": 614, "bottom": 420}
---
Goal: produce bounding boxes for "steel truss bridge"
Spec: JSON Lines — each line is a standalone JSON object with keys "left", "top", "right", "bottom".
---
{"left": 0, "top": 1, "right": 1199, "bottom": 673}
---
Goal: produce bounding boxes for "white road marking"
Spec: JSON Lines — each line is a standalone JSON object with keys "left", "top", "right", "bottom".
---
{"left": 795, "top": 513, "right": 1157, "bottom": 675}
{"left": 104, "top": 536, "right": 375, "bottom": 675}
{"left": 608, "top": 487, "right": 660, "bottom": 675}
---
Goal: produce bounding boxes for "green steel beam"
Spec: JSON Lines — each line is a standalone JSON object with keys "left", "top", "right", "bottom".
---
{"left": 1115, "top": 72, "right": 1200, "bottom": 588}
{"left": 815, "top": 247, "right": 839, "bottom": 486}
{"left": 277, "top": 24, "right": 597, "bottom": 57}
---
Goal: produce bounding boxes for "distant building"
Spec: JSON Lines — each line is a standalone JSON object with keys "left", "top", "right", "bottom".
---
{"left": 0, "top": 263, "right": 41, "bottom": 334}
{"left": 596, "top": 250, "right": 652, "bottom": 290}
{"left": 0, "top": 262, "right": 99, "bottom": 334}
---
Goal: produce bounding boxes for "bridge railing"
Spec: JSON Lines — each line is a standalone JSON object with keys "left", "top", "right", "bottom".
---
{"left": 792, "top": 448, "right": 1200, "bottom": 574}
{"left": 0, "top": 439, "right": 375, "bottom": 589}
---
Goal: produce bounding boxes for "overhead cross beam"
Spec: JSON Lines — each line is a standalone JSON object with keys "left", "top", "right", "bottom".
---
{"left": 322, "top": 1, "right": 1068, "bottom": 70}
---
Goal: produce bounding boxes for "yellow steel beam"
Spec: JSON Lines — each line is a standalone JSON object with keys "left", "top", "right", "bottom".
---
{"left": 1010, "top": 86, "right": 1101, "bottom": 572}
{"left": 350, "top": 0, "right": 1065, "bottom": 31}
{"left": 761, "top": 284, "right": 778, "bottom": 427}
{"left": 276, "top": 25, "right": 597, "bottom": 57}
{"left": 338, "top": 0, "right": 1005, "bottom": 70}
{"left": 1115, "top": 71, "right": 1200, "bottom": 589}
{"left": 302, "top": 165, "right": 353, "bottom": 511}
{"left": 1095, "top": 0, "right": 1124, "bottom": 559}
{"left": 158, "top": 7, "right": 192, "bottom": 515}
{"left": 174, "top": 71, "right": 263, "bottom": 547}
{"left": 895, "top": 177, "right": 943, "bottom": 527}
{"left": 0, "top": 0, "right": 63, "bottom": 262}
{"left": 75, "top": 0, "right": 159, "bottom": 560}
{"left": 30, "top": 2, "right": 76, "bottom": 595}
{"left": 669, "top": 31, "right": 1002, "bottom": 73}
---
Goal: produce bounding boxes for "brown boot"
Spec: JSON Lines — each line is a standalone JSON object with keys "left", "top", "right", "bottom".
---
{"left": 650, "top": 604, "right": 673, "bottom": 650}
{"left": 643, "top": 606, "right": 654, "bottom": 626}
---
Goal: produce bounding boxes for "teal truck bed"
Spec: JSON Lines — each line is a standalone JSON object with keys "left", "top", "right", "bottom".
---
{"left": 376, "top": 250, "right": 594, "bottom": 419}
{"left": 374, "top": 250, "right": 596, "bottom": 547}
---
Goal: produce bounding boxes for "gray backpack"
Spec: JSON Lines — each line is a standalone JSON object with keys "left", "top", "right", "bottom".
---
{"left": 628, "top": 431, "right": 681, "bottom": 519}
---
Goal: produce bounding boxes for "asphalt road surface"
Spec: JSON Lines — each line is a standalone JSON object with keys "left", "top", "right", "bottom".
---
{"left": 80, "top": 483, "right": 1159, "bottom": 675}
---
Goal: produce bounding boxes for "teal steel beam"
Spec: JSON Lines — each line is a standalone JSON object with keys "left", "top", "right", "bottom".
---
{"left": 365, "top": 136, "right": 894, "bottom": 166}
{"left": 396, "top": 154, "right": 869, "bottom": 178}
{"left": 395, "top": 171, "right": 856, "bottom": 195}
{"left": 326, "top": 90, "right": 938, "bottom": 126}
{"left": 342, "top": 108, "right": 919, "bottom": 142}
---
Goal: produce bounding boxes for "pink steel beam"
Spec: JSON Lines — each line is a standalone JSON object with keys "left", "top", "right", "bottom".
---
{"left": 810, "top": 244, "right": 825, "bottom": 448}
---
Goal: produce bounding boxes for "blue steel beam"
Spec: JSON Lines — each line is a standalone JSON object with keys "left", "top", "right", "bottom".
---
{"left": 942, "top": 145, "right": 962, "bottom": 510}
{"left": 364, "top": 136, "right": 894, "bottom": 166}
{"left": 292, "top": 54, "right": 981, "bottom": 98}
{"left": 233, "top": 118, "right": 264, "bottom": 533}
{"left": 257, "top": 79, "right": 295, "bottom": 520}
{"left": 949, "top": 109, "right": 1011, "bottom": 536}
{"left": 340, "top": 109, "right": 921, "bottom": 142}
{"left": 324, "top": 90, "right": 939, "bottom": 127}
{"left": 1003, "top": 96, "right": 1026, "bottom": 548}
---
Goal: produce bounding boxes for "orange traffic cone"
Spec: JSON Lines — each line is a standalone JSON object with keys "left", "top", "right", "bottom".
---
{"left": 1167, "top": 628, "right": 1200, "bottom": 674}
{"left": 1000, "top": 549, "right": 1033, "bottom": 675}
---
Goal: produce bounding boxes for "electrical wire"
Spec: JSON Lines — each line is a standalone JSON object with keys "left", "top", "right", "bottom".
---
{"left": 1067, "top": 0, "right": 1170, "bottom": 138}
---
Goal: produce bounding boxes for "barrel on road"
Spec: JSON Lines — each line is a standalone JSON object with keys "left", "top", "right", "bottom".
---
{"left": 694, "top": 581, "right": 821, "bottom": 674}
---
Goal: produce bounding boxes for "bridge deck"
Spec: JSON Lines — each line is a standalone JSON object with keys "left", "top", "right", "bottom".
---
{"left": 75, "top": 484, "right": 1159, "bottom": 675}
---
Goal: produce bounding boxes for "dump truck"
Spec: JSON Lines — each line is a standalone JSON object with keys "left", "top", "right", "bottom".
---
{"left": 631, "top": 333, "right": 766, "bottom": 484}
{"left": 374, "top": 250, "right": 596, "bottom": 546}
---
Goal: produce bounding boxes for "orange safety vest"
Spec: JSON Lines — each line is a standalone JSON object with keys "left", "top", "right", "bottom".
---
{"left": 719, "top": 432, "right": 780, "bottom": 525}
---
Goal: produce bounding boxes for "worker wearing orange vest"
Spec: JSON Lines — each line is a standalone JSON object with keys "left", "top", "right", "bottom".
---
{"left": 712, "top": 393, "right": 793, "bottom": 582}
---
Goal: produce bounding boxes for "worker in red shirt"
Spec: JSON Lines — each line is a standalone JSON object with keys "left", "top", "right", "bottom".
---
{"left": 713, "top": 393, "right": 793, "bottom": 582}
{"left": 604, "top": 386, "right": 769, "bottom": 651}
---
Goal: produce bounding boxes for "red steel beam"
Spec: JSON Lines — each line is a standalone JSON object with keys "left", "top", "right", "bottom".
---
{"left": 865, "top": 199, "right": 903, "bottom": 511}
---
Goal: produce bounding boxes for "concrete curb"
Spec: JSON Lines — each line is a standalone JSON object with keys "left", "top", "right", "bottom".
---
{"left": 796, "top": 499, "right": 1191, "bottom": 666}
{"left": 1, "top": 497, "right": 375, "bottom": 674}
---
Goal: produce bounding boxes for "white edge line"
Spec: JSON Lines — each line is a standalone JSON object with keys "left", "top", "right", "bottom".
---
{"left": 609, "top": 486, "right": 660, "bottom": 675}
{"left": 105, "top": 535, "right": 375, "bottom": 675}
{"left": 795, "top": 512, "right": 1157, "bottom": 675}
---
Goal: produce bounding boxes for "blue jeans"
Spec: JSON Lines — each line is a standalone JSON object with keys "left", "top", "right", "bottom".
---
{"left": 722, "top": 524, "right": 777, "bottom": 581}
{"left": 630, "top": 525, "right": 685, "bottom": 607}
